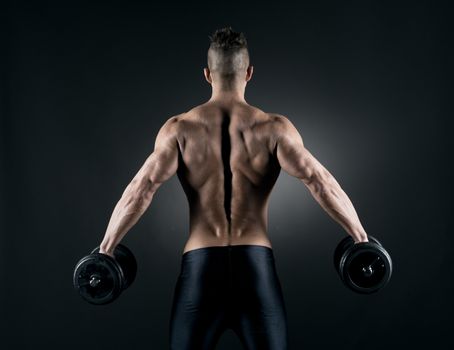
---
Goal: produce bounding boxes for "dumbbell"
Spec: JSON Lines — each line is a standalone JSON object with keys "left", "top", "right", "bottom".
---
{"left": 334, "top": 235, "right": 392, "bottom": 294}
{"left": 73, "top": 244, "right": 137, "bottom": 305}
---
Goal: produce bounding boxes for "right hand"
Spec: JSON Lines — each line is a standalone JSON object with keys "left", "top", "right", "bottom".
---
{"left": 353, "top": 234, "right": 369, "bottom": 244}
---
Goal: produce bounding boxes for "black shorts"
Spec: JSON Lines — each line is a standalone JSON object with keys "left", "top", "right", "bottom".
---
{"left": 169, "top": 245, "right": 288, "bottom": 350}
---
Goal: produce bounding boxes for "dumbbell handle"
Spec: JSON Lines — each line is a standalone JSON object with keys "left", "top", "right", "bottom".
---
{"left": 90, "top": 275, "right": 102, "bottom": 287}
{"left": 361, "top": 257, "right": 382, "bottom": 277}
{"left": 77, "top": 275, "right": 102, "bottom": 288}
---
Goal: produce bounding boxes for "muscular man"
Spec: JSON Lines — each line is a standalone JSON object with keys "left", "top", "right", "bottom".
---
{"left": 98, "top": 27, "right": 369, "bottom": 350}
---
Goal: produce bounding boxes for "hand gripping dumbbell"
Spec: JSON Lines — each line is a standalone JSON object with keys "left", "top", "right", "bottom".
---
{"left": 334, "top": 236, "right": 392, "bottom": 294}
{"left": 73, "top": 244, "right": 137, "bottom": 305}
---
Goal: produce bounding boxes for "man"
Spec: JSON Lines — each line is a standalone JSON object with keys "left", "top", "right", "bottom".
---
{"left": 98, "top": 27, "right": 369, "bottom": 350}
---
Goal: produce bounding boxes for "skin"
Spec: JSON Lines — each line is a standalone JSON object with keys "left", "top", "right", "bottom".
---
{"left": 99, "top": 58, "right": 368, "bottom": 257}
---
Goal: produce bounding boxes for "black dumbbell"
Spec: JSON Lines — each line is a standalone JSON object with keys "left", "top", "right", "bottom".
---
{"left": 73, "top": 244, "right": 137, "bottom": 305}
{"left": 334, "top": 235, "right": 392, "bottom": 294}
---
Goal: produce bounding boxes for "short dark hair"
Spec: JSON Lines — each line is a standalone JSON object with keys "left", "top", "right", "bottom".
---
{"left": 207, "top": 27, "right": 250, "bottom": 81}
{"left": 208, "top": 26, "right": 248, "bottom": 51}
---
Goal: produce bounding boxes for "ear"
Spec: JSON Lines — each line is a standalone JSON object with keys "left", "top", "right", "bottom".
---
{"left": 245, "top": 66, "right": 254, "bottom": 82}
{"left": 203, "top": 68, "right": 212, "bottom": 84}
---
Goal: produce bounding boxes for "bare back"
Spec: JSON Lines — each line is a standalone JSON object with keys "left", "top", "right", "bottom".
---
{"left": 175, "top": 101, "right": 281, "bottom": 253}
{"left": 99, "top": 93, "right": 368, "bottom": 258}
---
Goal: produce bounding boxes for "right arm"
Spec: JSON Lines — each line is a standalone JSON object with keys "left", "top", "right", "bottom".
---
{"left": 273, "top": 115, "right": 368, "bottom": 243}
{"left": 98, "top": 115, "right": 180, "bottom": 256}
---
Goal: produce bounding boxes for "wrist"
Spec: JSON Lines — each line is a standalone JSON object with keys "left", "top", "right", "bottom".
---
{"left": 99, "top": 241, "right": 116, "bottom": 257}
{"left": 99, "top": 248, "right": 115, "bottom": 258}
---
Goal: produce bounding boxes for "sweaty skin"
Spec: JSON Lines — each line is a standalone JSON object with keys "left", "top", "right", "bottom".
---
{"left": 99, "top": 99, "right": 368, "bottom": 257}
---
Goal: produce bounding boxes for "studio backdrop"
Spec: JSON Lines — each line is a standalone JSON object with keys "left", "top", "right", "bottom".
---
{"left": 1, "top": 2, "right": 450, "bottom": 349}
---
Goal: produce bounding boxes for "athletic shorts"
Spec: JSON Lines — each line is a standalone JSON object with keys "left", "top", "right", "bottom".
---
{"left": 169, "top": 244, "right": 288, "bottom": 350}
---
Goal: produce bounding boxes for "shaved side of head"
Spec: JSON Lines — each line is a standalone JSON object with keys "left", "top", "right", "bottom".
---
{"left": 207, "top": 27, "right": 250, "bottom": 88}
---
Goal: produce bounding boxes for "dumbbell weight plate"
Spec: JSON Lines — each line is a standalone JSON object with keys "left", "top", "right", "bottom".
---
{"left": 333, "top": 235, "right": 382, "bottom": 274}
{"left": 73, "top": 253, "right": 123, "bottom": 305}
{"left": 91, "top": 244, "right": 137, "bottom": 289}
{"left": 339, "top": 242, "right": 392, "bottom": 294}
{"left": 333, "top": 236, "right": 354, "bottom": 274}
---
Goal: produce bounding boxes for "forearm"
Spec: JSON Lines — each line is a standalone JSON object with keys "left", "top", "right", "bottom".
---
{"left": 304, "top": 175, "right": 368, "bottom": 243}
{"left": 100, "top": 187, "right": 155, "bottom": 255}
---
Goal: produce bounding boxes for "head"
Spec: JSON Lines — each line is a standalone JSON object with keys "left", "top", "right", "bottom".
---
{"left": 204, "top": 27, "right": 253, "bottom": 92}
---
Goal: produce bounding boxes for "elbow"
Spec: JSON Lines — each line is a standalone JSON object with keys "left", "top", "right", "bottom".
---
{"left": 307, "top": 174, "right": 337, "bottom": 200}
{"left": 302, "top": 168, "right": 332, "bottom": 193}
{"left": 306, "top": 178, "right": 328, "bottom": 197}
{"left": 127, "top": 178, "right": 158, "bottom": 203}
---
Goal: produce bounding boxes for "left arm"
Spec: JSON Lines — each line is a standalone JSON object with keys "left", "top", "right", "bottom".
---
{"left": 99, "top": 116, "right": 180, "bottom": 256}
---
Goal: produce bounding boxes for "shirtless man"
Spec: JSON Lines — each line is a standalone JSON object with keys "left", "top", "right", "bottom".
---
{"left": 98, "top": 27, "right": 369, "bottom": 350}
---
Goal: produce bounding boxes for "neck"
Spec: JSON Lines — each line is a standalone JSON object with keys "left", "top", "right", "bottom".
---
{"left": 209, "top": 85, "right": 246, "bottom": 103}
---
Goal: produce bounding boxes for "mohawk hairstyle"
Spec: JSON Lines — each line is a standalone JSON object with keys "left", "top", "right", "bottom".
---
{"left": 207, "top": 27, "right": 250, "bottom": 84}
{"left": 208, "top": 26, "right": 248, "bottom": 51}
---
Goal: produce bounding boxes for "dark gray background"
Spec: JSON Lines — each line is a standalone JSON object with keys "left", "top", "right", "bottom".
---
{"left": 1, "top": 1, "right": 450, "bottom": 349}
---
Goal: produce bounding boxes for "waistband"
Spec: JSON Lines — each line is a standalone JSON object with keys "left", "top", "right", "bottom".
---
{"left": 182, "top": 244, "right": 273, "bottom": 259}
